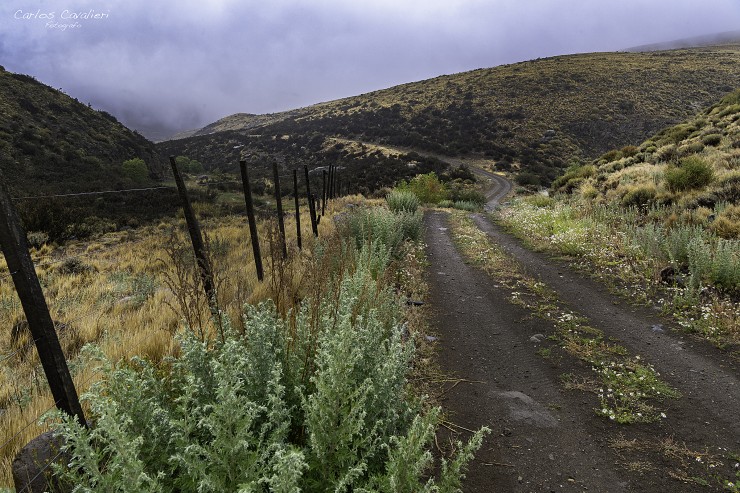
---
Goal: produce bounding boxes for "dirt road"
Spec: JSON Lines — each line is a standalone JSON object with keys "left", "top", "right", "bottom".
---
{"left": 425, "top": 173, "right": 739, "bottom": 492}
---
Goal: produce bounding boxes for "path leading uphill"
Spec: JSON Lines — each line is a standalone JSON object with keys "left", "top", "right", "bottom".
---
{"left": 424, "top": 172, "right": 739, "bottom": 492}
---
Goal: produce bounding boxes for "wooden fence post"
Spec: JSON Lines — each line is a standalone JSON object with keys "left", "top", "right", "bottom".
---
{"left": 304, "top": 165, "right": 318, "bottom": 237}
{"left": 169, "top": 156, "right": 217, "bottom": 310}
{"left": 321, "top": 169, "right": 327, "bottom": 216}
{"left": 332, "top": 166, "right": 338, "bottom": 199}
{"left": 328, "top": 165, "right": 334, "bottom": 200}
{"left": 239, "top": 160, "right": 264, "bottom": 281}
{"left": 272, "top": 161, "right": 288, "bottom": 259}
{"left": 0, "top": 174, "right": 85, "bottom": 424}
{"left": 293, "top": 170, "right": 302, "bottom": 250}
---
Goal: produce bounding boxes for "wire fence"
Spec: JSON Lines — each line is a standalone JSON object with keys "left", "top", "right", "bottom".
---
{"left": 0, "top": 160, "right": 345, "bottom": 490}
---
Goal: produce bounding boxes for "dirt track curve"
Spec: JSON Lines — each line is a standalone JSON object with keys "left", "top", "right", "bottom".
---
{"left": 425, "top": 171, "right": 739, "bottom": 492}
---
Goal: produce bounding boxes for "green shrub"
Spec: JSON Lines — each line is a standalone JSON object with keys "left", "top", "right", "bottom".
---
{"left": 50, "top": 245, "right": 487, "bottom": 491}
{"left": 175, "top": 155, "right": 204, "bottom": 174}
{"left": 515, "top": 172, "right": 541, "bottom": 187}
{"left": 661, "top": 124, "right": 693, "bottom": 144}
{"left": 26, "top": 231, "right": 49, "bottom": 249}
{"left": 438, "top": 199, "right": 454, "bottom": 208}
{"left": 340, "top": 207, "right": 422, "bottom": 258}
{"left": 525, "top": 194, "right": 555, "bottom": 208}
{"left": 679, "top": 142, "right": 704, "bottom": 156}
{"left": 121, "top": 158, "right": 149, "bottom": 183}
{"left": 710, "top": 239, "right": 740, "bottom": 294}
{"left": 701, "top": 134, "right": 722, "bottom": 147}
{"left": 664, "top": 156, "right": 714, "bottom": 191}
{"left": 600, "top": 150, "right": 621, "bottom": 162}
{"left": 620, "top": 146, "right": 639, "bottom": 158}
{"left": 621, "top": 185, "right": 656, "bottom": 207}
{"left": 453, "top": 200, "right": 479, "bottom": 212}
{"left": 551, "top": 165, "right": 596, "bottom": 194}
{"left": 386, "top": 189, "right": 419, "bottom": 213}
{"left": 397, "top": 172, "right": 447, "bottom": 204}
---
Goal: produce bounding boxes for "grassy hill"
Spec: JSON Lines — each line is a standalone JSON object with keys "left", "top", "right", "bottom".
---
{"left": 0, "top": 67, "right": 164, "bottom": 194}
{"left": 162, "top": 45, "right": 740, "bottom": 187}
{"left": 552, "top": 88, "right": 740, "bottom": 237}
{"left": 0, "top": 67, "right": 182, "bottom": 241}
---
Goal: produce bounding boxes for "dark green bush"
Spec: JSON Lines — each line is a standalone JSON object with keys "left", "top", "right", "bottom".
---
{"left": 621, "top": 185, "right": 656, "bottom": 207}
{"left": 701, "top": 134, "right": 722, "bottom": 147}
{"left": 664, "top": 156, "right": 714, "bottom": 191}
{"left": 515, "top": 172, "right": 542, "bottom": 187}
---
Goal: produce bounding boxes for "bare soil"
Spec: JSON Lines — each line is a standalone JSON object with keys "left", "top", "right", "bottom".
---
{"left": 424, "top": 173, "right": 739, "bottom": 492}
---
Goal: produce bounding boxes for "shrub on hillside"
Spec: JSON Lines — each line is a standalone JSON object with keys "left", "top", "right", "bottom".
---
{"left": 664, "top": 156, "right": 714, "bottom": 192}
{"left": 678, "top": 142, "right": 705, "bottom": 156}
{"left": 121, "top": 158, "right": 149, "bottom": 183}
{"left": 621, "top": 184, "right": 656, "bottom": 207}
{"left": 397, "top": 172, "right": 448, "bottom": 204}
{"left": 550, "top": 165, "right": 595, "bottom": 194}
{"left": 515, "top": 172, "right": 541, "bottom": 187}
{"left": 701, "top": 133, "right": 722, "bottom": 147}
{"left": 386, "top": 189, "right": 419, "bottom": 213}
{"left": 711, "top": 204, "right": 740, "bottom": 239}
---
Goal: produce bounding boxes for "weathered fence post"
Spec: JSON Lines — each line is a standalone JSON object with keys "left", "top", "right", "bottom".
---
{"left": 272, "top": 161, "right": 288, "bottom": 259}
{"left": 321, "top": 169, "right": 327, "bottom": 216}
{"left": 0, "top": 173, "right": 85, "bottom": 424}
{"left": 332, "top": 166, "right": 338, "bottom": 199}
{"left": 239, "top": 160, "right": 264, "bottom": 282}
{"left": 328, "top": 165, "right": 334, "bottom": 200}
{"left": 304, "top": 165, "right": 318, "bottom": 237}
{"left": 293, "top": 170, "right": 302, "bottom": 250}
{"left": 169, "top": 156, "right": 217, "bottom": 311}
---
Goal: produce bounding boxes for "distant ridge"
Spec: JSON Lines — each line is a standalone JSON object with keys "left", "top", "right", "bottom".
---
{"left": 159, "top": 45, "right": 740, "bottom": 187}
{"left": 626, "top": 30, "right": 740, "bottom": 52}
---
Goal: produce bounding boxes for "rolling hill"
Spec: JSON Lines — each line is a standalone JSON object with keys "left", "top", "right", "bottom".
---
{"left": 161, "top": 45, "right": 740, "bottom": 187}
{"left": 0, "top": 66, "right": 164, "bottom": 195}
{"left": 552, "top": 88, "right": 740, "bottom": 237}
{"left": 0, "top": 67, "right": 177, "bottom": 240}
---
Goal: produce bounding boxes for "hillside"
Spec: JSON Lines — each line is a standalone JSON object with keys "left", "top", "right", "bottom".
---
{"left": 0, "top": 67, "right": 182, "bottom": 241}
{"left": 0, "top": 66, "right": 164, "bottom": 195}
{"left": 162, "top": 45, "right": 740, "bottom": 186}
{"left": 553, "top": 88, "right": 740, "bottom": 237}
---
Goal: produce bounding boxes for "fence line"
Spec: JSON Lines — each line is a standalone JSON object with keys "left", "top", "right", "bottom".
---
{"left": 0, "top": 156, "right": 348, "bottom": 489}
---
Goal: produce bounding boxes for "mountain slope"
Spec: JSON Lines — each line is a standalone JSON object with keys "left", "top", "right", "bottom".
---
{"left": 0, "top": 66, "right": 164, "bottom": 196}
{"left": 553, "top": 88, "right": 740, "bottom": 237}
{"left": 163, "top": 45, "right": 740, "bottom": 186}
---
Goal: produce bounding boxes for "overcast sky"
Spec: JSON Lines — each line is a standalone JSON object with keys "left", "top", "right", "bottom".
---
{"left": 2, "top": 0, "right": 740, "bottom": 138}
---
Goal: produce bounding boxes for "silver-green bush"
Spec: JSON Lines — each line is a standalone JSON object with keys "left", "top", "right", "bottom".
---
{"left": 386, "top": 190, "right": 420, "bottom": 214}
{"left": 50, "top": 242, "right": 487, "bottom": 492}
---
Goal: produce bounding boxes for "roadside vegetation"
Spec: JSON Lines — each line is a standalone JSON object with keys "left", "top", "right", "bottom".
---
{"left": 0, "top": 196, "right": 486, "bottom": 490}
{"left": 500, "top": 90, "right": 740, "bottom": 353}
{"left": 446, "top": 211, "right": 681, "bottom": 424}
{"left": 392, "top": 170, "right": 486, "bottom": 212}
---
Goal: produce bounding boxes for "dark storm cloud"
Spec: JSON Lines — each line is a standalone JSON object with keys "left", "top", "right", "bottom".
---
{"left": 2, "top": 0, "right": 739, "bottom": 138}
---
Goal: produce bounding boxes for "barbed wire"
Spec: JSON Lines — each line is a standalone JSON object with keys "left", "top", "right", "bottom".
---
{"left": 0, "top": 398, "right": 61, "bottom": 454}
{"left": 14, "top": 186, "right": 176, "bottom": 201}
{"left": 17, "top": 449, "right": 64, "bottom": 493}
{"left": 10, "top": 176, "right": 303, "bottom": 202}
